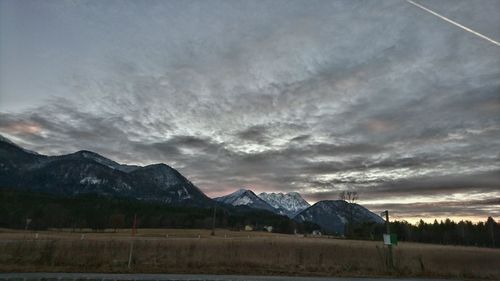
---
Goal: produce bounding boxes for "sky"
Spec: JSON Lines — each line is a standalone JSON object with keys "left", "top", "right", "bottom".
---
{"left": 1, "top": 0, "right": 499, "bottom": 222}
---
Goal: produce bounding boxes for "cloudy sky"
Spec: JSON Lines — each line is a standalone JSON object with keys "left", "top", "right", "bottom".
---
{"left": 1, "top": 0, "right": 499, "bottom": 222}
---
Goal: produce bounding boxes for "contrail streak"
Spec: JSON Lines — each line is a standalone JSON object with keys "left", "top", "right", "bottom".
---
{"left": 407, "top": 0, "right": 500, "bottom": 47}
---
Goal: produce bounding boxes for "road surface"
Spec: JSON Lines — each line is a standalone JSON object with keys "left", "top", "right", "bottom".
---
{"left": 0, "top": 273, "right": 455, "bottom": 281}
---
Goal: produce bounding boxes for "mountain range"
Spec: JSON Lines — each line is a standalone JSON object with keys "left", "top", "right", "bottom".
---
{"left": 214, "top": 189, "right": 311, "bottom": 218}
{"left": 0, "top": 135, "right": 383, "bottom": 233}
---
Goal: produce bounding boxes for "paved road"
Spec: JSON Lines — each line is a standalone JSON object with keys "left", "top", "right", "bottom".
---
{"left": 0, "top": 273, "right": 456, "bottom": 281}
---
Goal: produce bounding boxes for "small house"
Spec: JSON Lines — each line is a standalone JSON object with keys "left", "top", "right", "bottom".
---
{"left": 312, "top": 230, "right": 322, "bottom": 236}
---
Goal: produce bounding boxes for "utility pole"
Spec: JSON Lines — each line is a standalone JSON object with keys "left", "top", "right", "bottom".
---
{"left": 211, "top": 204, "right": 217, "bottom": 236}
{"left": 382, "top": 210, "right": 394, "bottom": 270}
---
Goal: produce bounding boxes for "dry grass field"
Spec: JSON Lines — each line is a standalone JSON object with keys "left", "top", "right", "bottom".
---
{"left": 0, "top": 228, "right": 499, "bottom": 280}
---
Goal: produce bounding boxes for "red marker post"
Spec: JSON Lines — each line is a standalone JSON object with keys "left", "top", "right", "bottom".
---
{"left": 128, "top": 214, "right": 137, "bottom": 269}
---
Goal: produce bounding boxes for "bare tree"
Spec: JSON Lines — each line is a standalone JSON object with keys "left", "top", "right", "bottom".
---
{"left": 339, "top": 191, "right": 358, "bottom": 204}
{"left": 339, "top": 191, "right": 358, "bottom": 237}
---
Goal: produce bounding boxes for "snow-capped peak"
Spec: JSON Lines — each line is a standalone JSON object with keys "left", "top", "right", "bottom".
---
{"left": 258, "top": 191, "right": 310, "bottom": 218}
{"left": 214, "top": 188, "right": 275, "bottom": 212}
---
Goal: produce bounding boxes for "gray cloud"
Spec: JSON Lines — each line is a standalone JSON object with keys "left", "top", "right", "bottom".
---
{"left": 1, "top": 0, "right": 500, "bottom": 221}
{"left": 303, "top": 169, "right": 500, "bottom": 200}
{"left": 364, "top": 197, "right": 500, "bottom": 221}
{"left": 363, "top": 170, "right": 500, "bottom": 197}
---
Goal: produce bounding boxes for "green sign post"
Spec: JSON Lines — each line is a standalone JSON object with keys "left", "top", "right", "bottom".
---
{"left": 384, "top": 233, "right": 398, "bottom": 245}
{"left": 381, "top": 210, "right": 394, "bottom": 270}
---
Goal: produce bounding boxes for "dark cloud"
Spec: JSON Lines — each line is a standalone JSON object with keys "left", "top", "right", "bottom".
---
{"left": 304, "top": 169, "right": 500, "bottom": 201}
{"left": 290, "top": 134, "right": 310, "bottom": 143}
{"left": 361, "top": 169, "right": 500, "bottom": 198}
{"left": 236, "top": 125, "right": 270, "bottom": 144}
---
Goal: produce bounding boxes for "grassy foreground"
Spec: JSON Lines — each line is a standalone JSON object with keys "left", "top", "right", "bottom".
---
{"left": 0, "top": 228, "right": 499, "bottom": 280}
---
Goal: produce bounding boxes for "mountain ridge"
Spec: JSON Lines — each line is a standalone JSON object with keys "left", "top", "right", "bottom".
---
{"left": 0, "top": 135, "right": 212, "bottom": 207}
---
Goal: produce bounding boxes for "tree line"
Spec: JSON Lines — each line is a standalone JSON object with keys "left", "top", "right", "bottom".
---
{"left": 0, "top": 189, "right": 318, "bottom": 234}
{"left": 344, "top": 218, "right": 499, "bottom": 248}
{"left": 388, "top": 217, "right": 499, "bottom": 248}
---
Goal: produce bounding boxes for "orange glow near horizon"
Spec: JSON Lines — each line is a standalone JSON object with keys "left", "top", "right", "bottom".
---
{"left": 4, "top": 122, "right": 43, "bottom": 135}
{"left": 388, "top": 215, "right": 491, "bottom": 224}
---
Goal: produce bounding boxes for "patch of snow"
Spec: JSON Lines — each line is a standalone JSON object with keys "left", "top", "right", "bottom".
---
{"left": 80, "top": 176, "right": 102, "bottom": 185}
{"left": 233, "top": 195, "right": 253, "bottom": 206}
{"left": 181, "top": 186, "right": 191, "bottom": 199}
{"left": 338, "top": 214, "right": 348, "bottom": 224}
{"left": 174, "top": 186, "right": 192, "bottom": 200}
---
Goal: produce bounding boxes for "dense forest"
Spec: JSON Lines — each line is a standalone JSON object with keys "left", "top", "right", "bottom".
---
{"left": 388, "top": 217, "right": 499, "bottom": 248}
{"left": 0, "top": 189, "right": 318, "bottom": 234}
{"left": 348, "top": 217, "right": 499, "bottom": 248}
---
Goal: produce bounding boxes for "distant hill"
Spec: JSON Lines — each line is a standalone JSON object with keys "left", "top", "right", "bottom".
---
{"left": 294, "top": 200, "right": 384, "bottom": 234}
{"left": 258, "top": 192, "right": 310, "bottom": 218}
{"left": 0, "top": 135, "right": 212, "bottom": 207}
